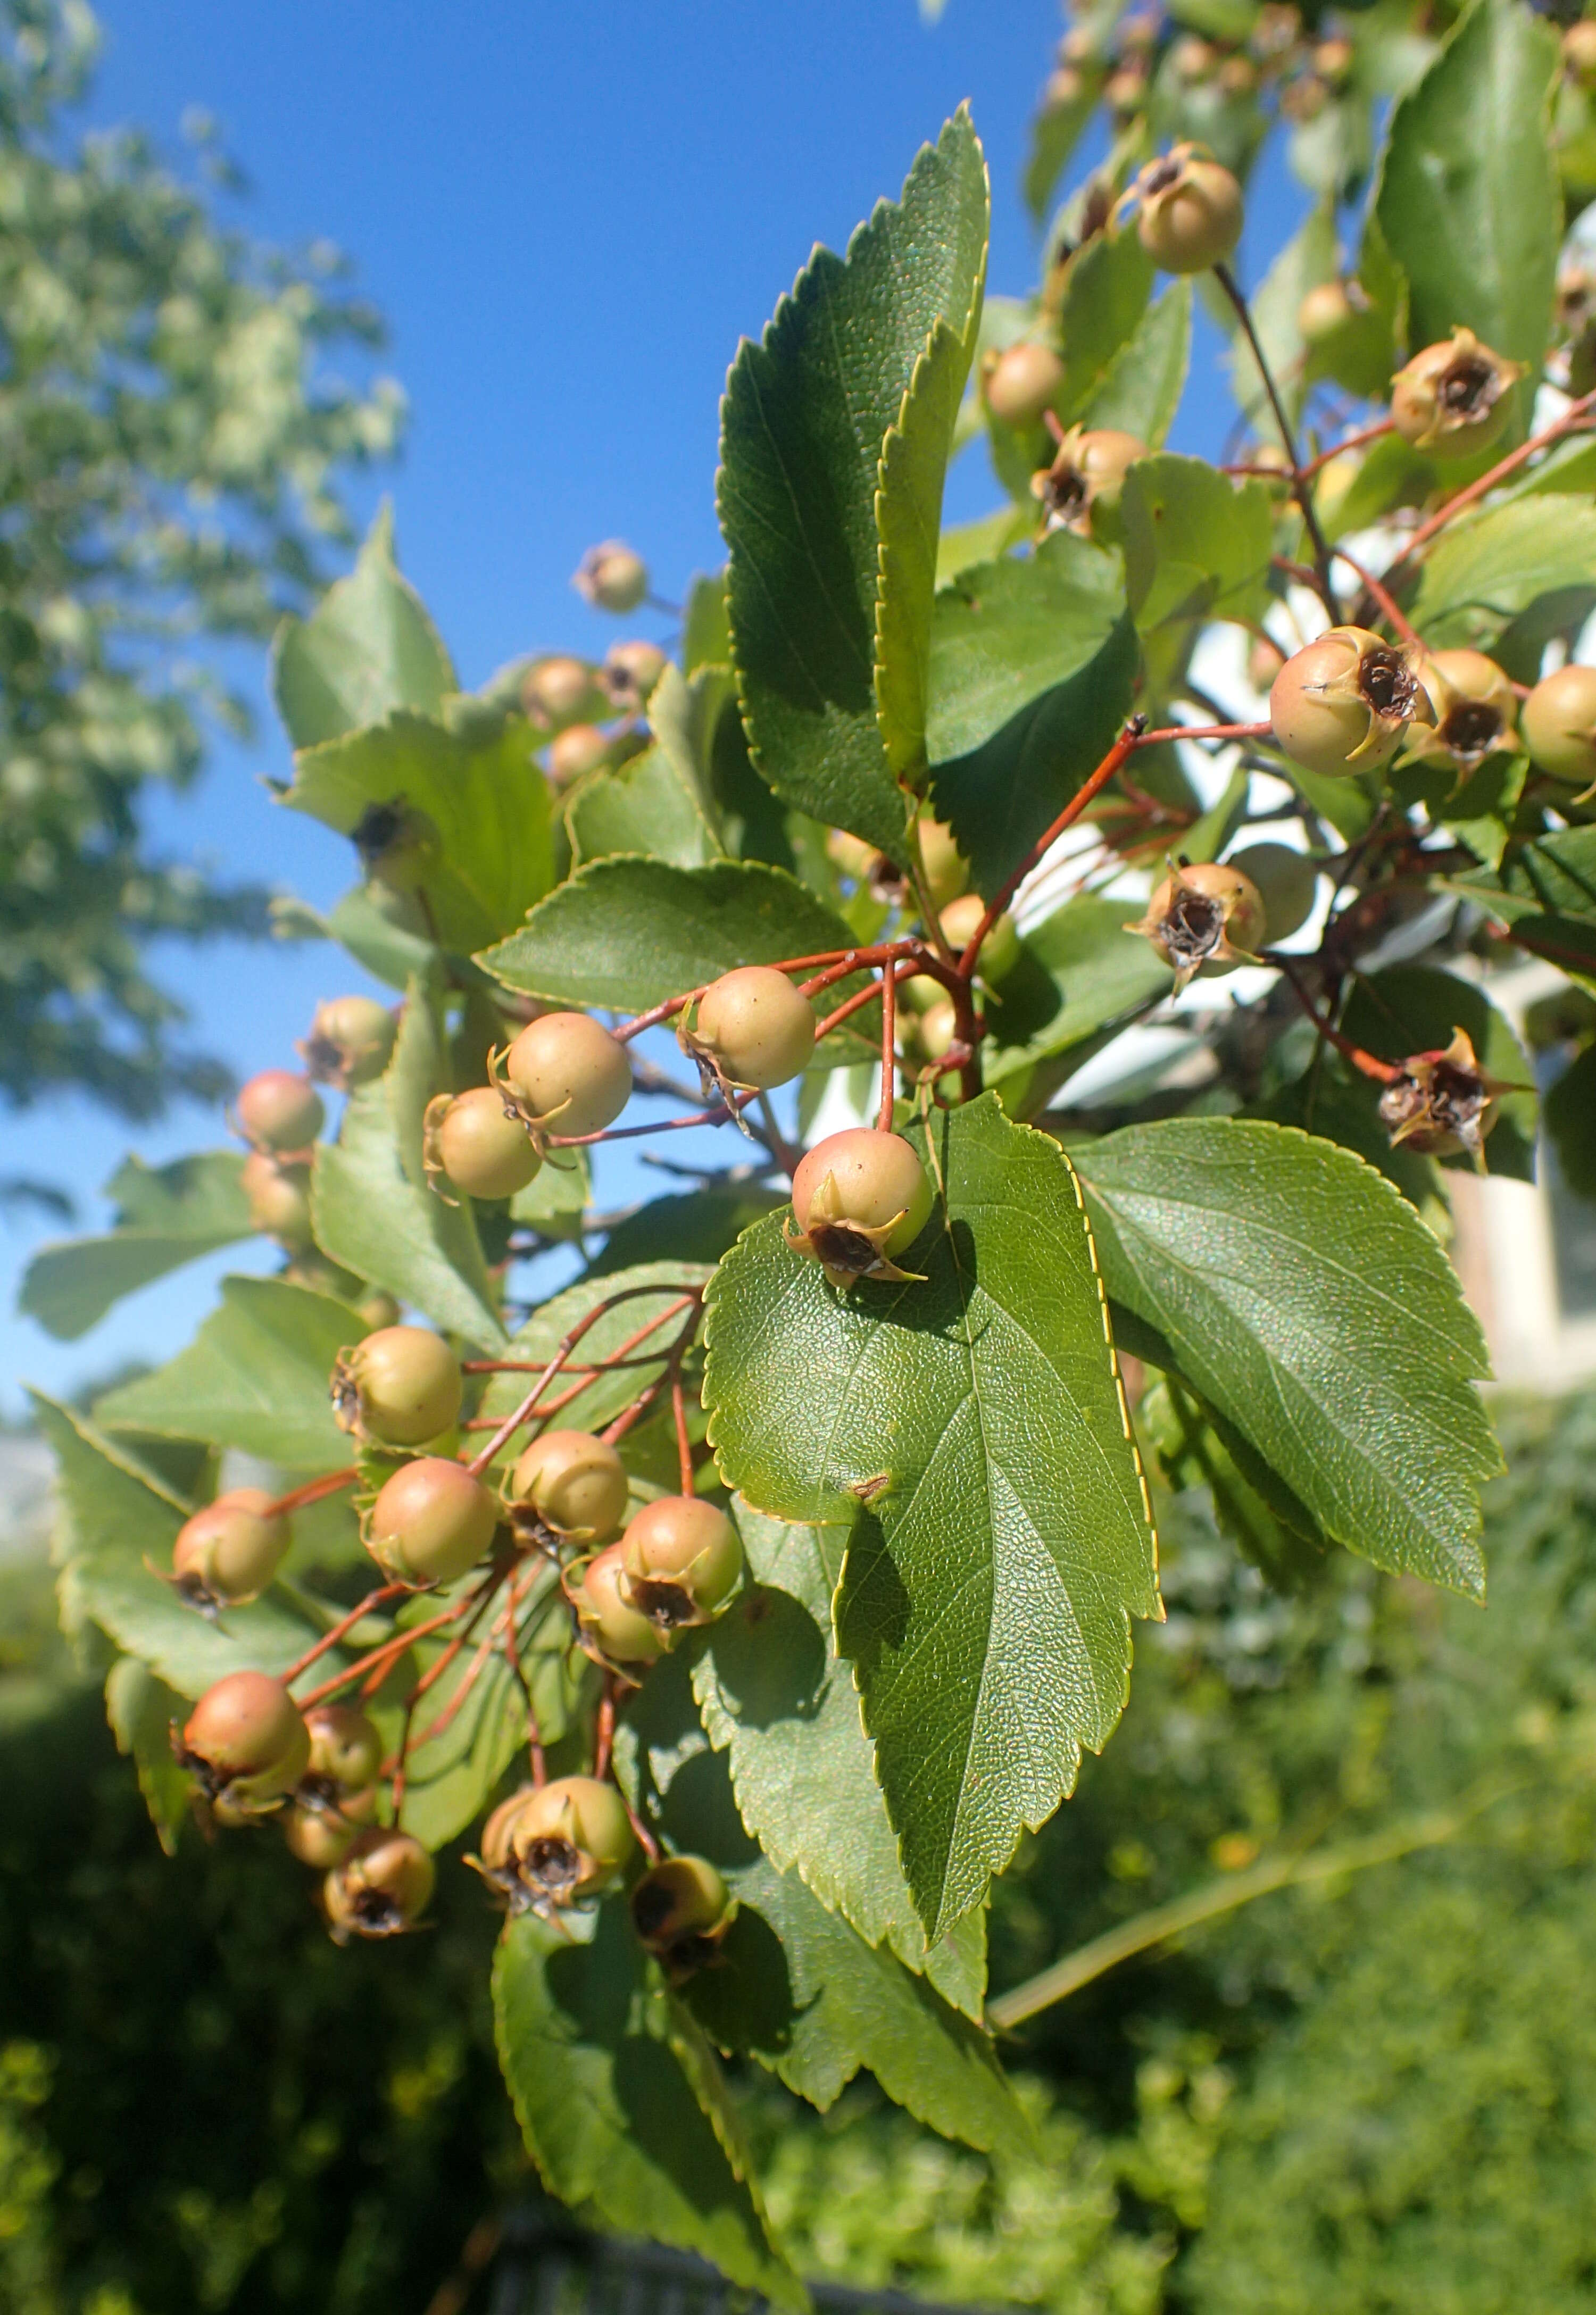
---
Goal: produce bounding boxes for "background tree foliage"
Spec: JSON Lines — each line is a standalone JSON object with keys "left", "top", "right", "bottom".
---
{"left": 0, "top": 0, "right": 400, "bottom": 1123}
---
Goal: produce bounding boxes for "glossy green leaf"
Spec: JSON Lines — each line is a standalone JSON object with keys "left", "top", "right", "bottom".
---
{"left": 1457, "top": 825, "right": 1596, "bottom": 920}
{"left": 398, "top": 1596, "right": 578, "bottom": 1852}
{"left": 926, "top": 527, "right": 1124, "bottom": 765}
{"left": 934, "top": 505, "right": 1030, "bottom": 587}
{"left": 1226, "top": 202, "right": 1337, "bottom": 432}
{"left": 929, "top": 613, "right": 1139, "bottom": 900}
{"left": 1080, "top": 279, "right": 1192, "bottom": 448}
{"left": 693, "top": 1503, "right": 985, "bottom": 2017}
{"left": 270, "top": 503, "right": 454, "bottom": 750}
{"left": 312, "top": 995, "right": 505, "bottom": 1347}
{"left": 568, "top": 665, "right": 730, "bottom": 871}
{"left": 323, "top": 882, "right": 438, "bottom": 993}
{"left": 1023, "top": 81, "right": 1096, "bottom": 222}
{"left": 281, "top": 708, "right": 554, "bottom": 955}
{"left": 681, "top": 569, "right": 732, "bottom": 672}
{"left": 105, "top": 1657, "right": 192, "bottom": 1855}
{"left": 1121, "top": 454, "right": 1273, "bottom": 634}
{"left": 1075, "top": 1118, "right": 1500, "bottom": 1596}
{"left": 980, "top": 897, "right": 1175, "bottom": 1117}
{"left": 94, "top": 1277, "right": 368, "bottom": 1465}
{"left": 1546, "top": 1043, "right": 1596, "bottom": 1200}
{"left": 19, "top": 1152, "right": 251, "bottom": 1342}
{"left": 479, "top": 858, "right": 859, "bottom": 1014}
{"left": 1340, "top": 965, "right": 1537, "bottom": 1181}
{"left": 718, "top": 110, "right": 989, "bottom": 862}
{"left": 1054, "top": 228, "right": 1156, "bottom": 424}
{"left": 1410, "top": 498, "right": 1596, "bottom": 652}
{"left": 703, "top": 1096, "right": 1157, "bottom": 1938}
{"left": 1376, "top": 0, "right": 1560, "bottom": 382}
{"left": 876, "top": 214, "right": 989, "bottom": 789}
{"left": 492, "top": 1905, "right": 801, "bottom": 2309}
{"left": 476, "top": 1263, "right": 712, "bottom": 1461}
{"left": 1139, "top": 1376, "right": 1327, "bottom": 1592}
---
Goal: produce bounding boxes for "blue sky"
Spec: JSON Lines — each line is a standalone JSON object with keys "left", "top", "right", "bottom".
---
{"left": 3, "top": 1, "right": 1301, "bottom": 1413}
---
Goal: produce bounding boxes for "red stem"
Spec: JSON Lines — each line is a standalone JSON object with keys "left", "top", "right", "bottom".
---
{"left": 593, "top": 1679, "right": 616, "bottom": 1781}
{"left": 671, "top": 1360, "right": 694, "bottom": 1497}
{"left": 463, "top": 1284, "right": 694, "bottom": 1477}
{"left": 1330, "top": 549, "right": 1421, "bottom": 649}
{"left": 1270, "top": 953, "right": 1400, "bottom": 1083}
{"left": 267, "top": 1467, "right": 360, "bottom": 1519}
{"left": 1381, "top": 391, "right": 1596, "bottom": 581}
{"left": 877, "top": 966, "right": 897, "bottom": 1132}
{"left": 282, "top": 1583, "right": 406, "bottom": 1687}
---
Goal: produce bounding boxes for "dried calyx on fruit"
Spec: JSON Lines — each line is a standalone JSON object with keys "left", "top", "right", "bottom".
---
{"left": 489, "top": 1011, "right": 633, "bottom": 1145}
{"left": 630, "top": 1854, "right": 737, "bottom": 1977}
{"left": 679, "top": 965, "right": 816, "bottom": 1098}
{"left": 240, "top": 1151, "right": 314, "bottom": 1252}
{"left": 980, "top": 339, "right": 1066, "bottom": 427}
{"left": 1407, "top": 650, "right": 1519, "bottom": 773}
{"left": 509, "top": 1429, "right": 630, "bottom": 1550}
{"left": 351, "top": 800, "right": 440, "bottom": 891}
{"left": 471, "top": 1775, "right": 636, "bottom": 1914}
{"left": 521, "top": 654, "right": 601, "bottom": 730}
{"left": 786, "top": 1127, "right": 935, "bottom": 1288}
{"left": 177, "top": 1672, "right": 310, "bottom": 1825}
{"left": 1390, "top": 329, "right": 1525, "bottom": 460}
{"left": 1377, "top": 1027, "right": 1517, "bottom": 1170}
{"left": 331, "top": 1325, "right": 463, "bottom": 1447}
{"left": 422, "top": 1086, "right": 541, "bottom": 1203}
{"left": 324, "top": 1829, "right": 435, "bottom": 1942}
{"left": 1269, "top": 627, "right": 1427, "bottom": 777}
{"left": 1124, "top": 861, "right": 1266, "bottom": 993}
{"left": 234, "top": 1069, "right": 324, "bottom": 1155}
{"left": 364, "top": 1457, "right": 500, "bottom": 1587}
{"left": 619, "top": 1496, "right": 743, "bottom": 1634}
{"left": 1030, "top": 425, "right": 1147, "bottom": 537}
{"left": 564, "top": 1539, "right": 670, "bottom": 1670}
{"left": 1132, "top": 144, "right": 1244, "bottom": 273}
{"left": 573, "top": 539, "right": 649, "bottom": 613}
{"left": 298, "top": 997, "right": 396, "bottom": 1090}
{"left": 1522, "top": 663, "right": 1596, "bottom": 796}
{"left": 171, "top": 1488, "right": 291, "bottom": 1611}
{"left": 602, "top": 638, "right": 667, "bottom": 713}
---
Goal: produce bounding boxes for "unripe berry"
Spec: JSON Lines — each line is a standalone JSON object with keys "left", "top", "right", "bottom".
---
{"left": 356, "top": 1288, "right": 401, "bottom": 1330}
{"left": 511, "top": 1429, "right": 629, "bottom": 1545}
{"left": 181, "top": 1672, "right": 309, "bottom": 1813}
{"left": 573, "top": 540, "right": 649, "bottom": 614}
{"left": 299, "top": 996, "right": 396, "bottom": 1090}
{"left": 1135, "top": 146, "right": 1243, "bottom": 274}
{"left": 304, "top": 1703, "right": 384, "bottom": 1793}
{"left": 172, "top": 1488, "right": 290, "bottom": 1608}
{"left": 284, "top": 1800, "right": 362, "bottom": 1869}
{"left": 424, "top": 1086, "right": 541, "bottom": 1202}
{"left": 1224, "top": 844, "right": 1319, "bottom": 946}
{"left": 915, "top": 997, "right": 960, "bottom": 1064}
{"left": 1042, "top": 64, "right": 1086, "bottom": 111}
{"left": 521, "top": 653, "right": 601, "bottom": 730}
{"left": 1377, "top": 1027, "right": 1511, "bottom": 1168}
{"left": 685, "top": 966, "right": 816, "bottom": 1092}
{"left": 1565, "top": 19, "right": 1596, "bottom": 87}
{"left": 1218, "top": 53, "right": 1258, "bottom": 96}
{"left": 917, "top": 819, "right": 969, "bottom": 910}
{"left": 630, "top": 1854, "right": 736, "bottom": 1972}
{"left": 1105, "top": 63, "right": 1148, "bottom": 115}
{"left": 324, "top": 1828, "right": 435, "bottom": 1940}
{"left": 1522, "top": 663, "right": 1596, "bottom": 789}
{"left": 546, "top": 722, "right": 611, "bottom": 789}
{"left": 1030, "top": 424, "right": 1148, "bottom": 537}
{"left": 940, "top": 894, "right": 1020, "bottom": 981}
{"left": 981, "top": 340, "right": 1066, "bottom": 428}
{"left": 825, "top": 827, "right": 883, "bottom": 883}
{"left": 496, "top": 1012, "right": 632, "bottom": 1137}
{"left": 365, "top": 1456, "right": 499, "bottom": 1587}
{"left": 603, "top": 638, "right": 668, "bottom": 713}
{"left": 1410, "top": 649, "right": 1518, "bottom": 770}
{"left": 1390, "top": 329, "right": 1524, "bottom": 460}
{"left": 788, "top": 1127, "right": 935, "bottom": 1287}
{"left": 332, "top": 1325, "right": 462, "bottom": 1447}
{"left": 235, "top": 1069, "right": 324, "bottom": 1154}
{"left": 1173, "top": 34, "right": 1217, "bottom": 81}
{"left": 1269, "top": 627, "right": 1424, "bottom": 777}
{"left": 1298, "top": 280, "right": 1356, "bottom": 349}
{"left": 240, "top": 1151, "right": 314, "bottom": 1253}
{"left": 567, "top": 1539, "right": 670, "bottom": 1668}
{"left": 620, "top": 1496, "right": 743, "bottom": 1632}
{"left": 478, "top": 1774, "right": 636, "bottom": 1910}
{"left": 1124, "top": 861, "right": 1266, "bottom": 992}
{"left": 351, "top": 800, "right": 440, "bottom": 892}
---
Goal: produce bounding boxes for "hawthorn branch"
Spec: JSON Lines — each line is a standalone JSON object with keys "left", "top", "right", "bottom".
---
{"left": 1212, "top": 259, "right": 1337, "bottom": 613}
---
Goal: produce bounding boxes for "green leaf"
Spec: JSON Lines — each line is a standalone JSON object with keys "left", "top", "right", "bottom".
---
{"left": 1546, "top": 1043, "right": 1596, "bottom": 1200}
{"left": 1458, "top": 824, "right": 1596, "bottom": 919}
{"left": 568, "top": 665, "right": 730, "bottom": 871}
{"left": 1409, "top": 497, "right": 1596, "bottom": 652}
{"left": 476, "top": 1263, "right": 712, "bottom": 1458}
{"left": 281, "top": 709, "right": 554, "bottom": 955}
{"left": 927, "top": 528, "right": 1125, "bottom": 766}
{"left": 323, "top": 882, "right": 438, "bottom": 993}
{"left": 693, "top": 1503, "right": 985, "bottom": 2017}
{"left": 1023, "top": 82, "right": 1097, "bottom": 223}
{"left": 1226, "top": 202, "right": 1337, "bottom": 431}
{"left": 875, "top": 236, "right": 990, "bottom": 789}
{"left": 492, "top": 1905, "right": 801, "bottom": 2305}
{"left": 703, "top": 1096, "right": 1157, "bottom": 1938}
{"left": 270, "top": 503, "right": 455, "bottom": 750}
{"left": 934, "top": 505, "right": 1030, "bottom": 587}
{"left": 929, "top": 613, "right": 1140, "bottom": 901}
{"left": 1054, "top": 228, "right": 1156, "bottom": 424}
{"left": 93, "top": 1276, "right": 368, "bottom": 1465}
{"left": 312, "top": 995, "right": 505, "bottom": 1348}
{"left": 19, "top": 1153, "right": 251, "bottom": 1342}
{"left": 1080, "top": 279, "right": 1192, "bottom": 448}
{"left": 1139, "top": 1376, "right": 1327, "bottom": 1591}
{"left": 510, "top": 1145, "right": 591, "bottom": 1239}
{"left": 1121, "top": 454, "right": 1273, "bottom": 635}
{"left": 588, "top": 1188, "right": 786, "bottom": 1279}
{"left": 398, "top": 1600, "right": 579, "bottom": 1852}
{"left": 479, "top": 857, "right": 860, "bottom": 1014}
{"left": 1075, "top": 1118, "right": 1501, "bottom": 1596}
{"left": 718, "top": 110, "right": 989, "bottom": 862}
{"left": 1375, "top": 0, "right": 1560, "bottom": 382}
{"left": 682, "top": 569, "right": 732, "bottom": 673}
{"left": 1340, "top": 965, "right": 1537, "bottom": 1181}
{"left": 105, "top": 1658, "right": 191, "bottom": 1855}
{"left": 980, "top": 896, "right": 1175, "bottom": 1117}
